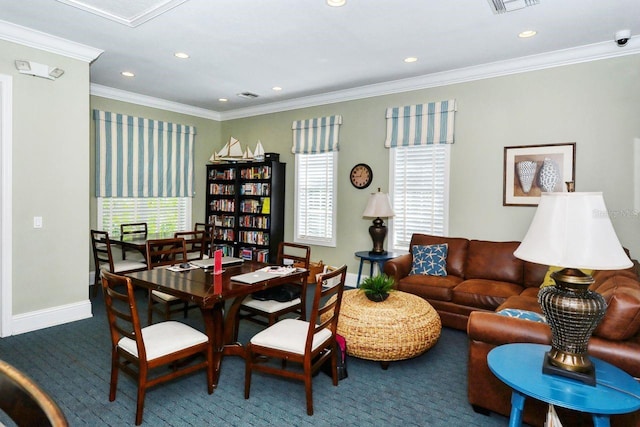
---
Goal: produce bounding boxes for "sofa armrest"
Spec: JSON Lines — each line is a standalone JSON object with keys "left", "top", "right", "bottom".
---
{"left": 467, "top": 311, "right": 551, "bottom": 346}
{"left": 384, "top": 253, "right": 412, "bottom": 284}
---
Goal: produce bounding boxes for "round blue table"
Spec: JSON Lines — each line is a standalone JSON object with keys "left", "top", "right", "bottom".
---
{"left": 488, "top": 343, "right": 640, "bottom": 427}
{"left": 354, "top": 251, "right": 403, "bottom": 286}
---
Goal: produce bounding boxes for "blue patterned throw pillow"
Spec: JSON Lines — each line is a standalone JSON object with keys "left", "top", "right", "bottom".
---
{"left": 496, "top": 309, "right": 546, "bottom": 323}
{"left": 410, "top": 244, "right": 448, "bottom": 276}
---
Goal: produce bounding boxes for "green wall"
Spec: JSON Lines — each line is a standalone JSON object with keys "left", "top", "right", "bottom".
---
{"left": 0, "top": 39, "right": 90, "bottom": 315}
{"left": 89, "top": 54, "right": 640, "bottom": 294}
{"left": 220, "top": 54, "right": 640, "bottom": 273}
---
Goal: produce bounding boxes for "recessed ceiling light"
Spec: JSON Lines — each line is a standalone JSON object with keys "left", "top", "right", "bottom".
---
{"left": 218, "top": 98, "right": 228, "bottom": 102}
{"left": 404, "top": 57, "right": 418, "bottom": 63}
{"left": 174, "top": 52, "right": 190, "bottom": 59}
{"left": 121, "top": 71, "right": 135, "bottom": 77}
{"left": 272, "top": 86, "right": 282, "bottom": 91}
{"left": 327, "top": 0, "right": 346, "bottom": 6}
{"left": 518, "top": 30, "right": 537, "bottom": 38}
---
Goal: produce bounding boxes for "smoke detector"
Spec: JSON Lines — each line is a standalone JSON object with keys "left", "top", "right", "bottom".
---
{"left": 487, "top": 0, "right": 539, "bottom": 14}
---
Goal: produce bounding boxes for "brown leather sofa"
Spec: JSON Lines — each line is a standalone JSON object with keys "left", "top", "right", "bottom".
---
{"left": 384, "top": 233, "right": 640, "bottom": 427}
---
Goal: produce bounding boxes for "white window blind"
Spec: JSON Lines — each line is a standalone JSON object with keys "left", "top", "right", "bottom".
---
{"left": 389, "top": 144, "right": 450, "bottom": 251}
{"left": 294, "top": 152, "right": 337, "bottom": 247}
{"left": 98, "top": 197, "right": 192, "bottom": 236}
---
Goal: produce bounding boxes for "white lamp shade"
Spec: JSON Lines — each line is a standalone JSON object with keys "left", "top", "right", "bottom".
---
{"left": 513, "top": 192, "right": 632, "bottom": 270}
{"left": 362, "top": 191, "right": 395, "bottom": 218}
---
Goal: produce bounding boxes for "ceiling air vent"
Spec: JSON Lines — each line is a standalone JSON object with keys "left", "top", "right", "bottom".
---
{"left": 237, "top": 92, "right": 259, "bottom": 99}
{"left": 487, "top": 0, "right": 539, "bottom": 14}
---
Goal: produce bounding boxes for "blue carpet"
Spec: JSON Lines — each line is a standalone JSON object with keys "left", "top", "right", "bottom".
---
{"left": 0, "top": 288, "right": 511, "bottom": 426}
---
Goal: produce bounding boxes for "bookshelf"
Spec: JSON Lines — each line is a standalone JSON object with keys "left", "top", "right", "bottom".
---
{"left": 206, "top": 159, "right": 285, "bottom": 263}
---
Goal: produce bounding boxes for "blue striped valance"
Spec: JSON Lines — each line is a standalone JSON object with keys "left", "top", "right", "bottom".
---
{"left": 384, "top": 100, "right": 456, "bottom": 148}
{"left": 291, "top": 115, "right": 342, "bottom": 154}
{"left": 94, "top": 110, "right": 196, "bottom": 198}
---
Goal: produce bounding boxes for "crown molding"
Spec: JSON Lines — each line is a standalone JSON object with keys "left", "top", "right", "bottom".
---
{"left": 90, "top": 84, "right": 222, "bottom": 121}
{"left": 91, "top": 38, "right": 640, "bottom": 122}
{"left": 220, "top": 39, "right": 640, "bottom": 120}
{"left": 0, "top": 20, "right": 102, "bottom": 62}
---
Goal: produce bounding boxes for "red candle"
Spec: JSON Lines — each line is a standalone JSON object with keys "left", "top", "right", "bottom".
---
{"left": 213, "top": 272, "right": 222, "bottom": 295}
{"left": 214, "top": 249, "right": 222, "bottom": 275}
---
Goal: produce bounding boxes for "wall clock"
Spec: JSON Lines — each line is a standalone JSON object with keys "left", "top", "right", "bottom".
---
{"left": 350, "top": 163, "right": 373, "bottom": 189}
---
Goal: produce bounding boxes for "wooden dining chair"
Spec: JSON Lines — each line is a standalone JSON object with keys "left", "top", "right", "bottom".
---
{"left": 90, "top": 230, "right": 147, "bottom": 298}
{"left": 234, "top": 242, "right": 311, "bottom": 341}
{"left": 174, "top": 230, "right": 206, "bottom": 260}
{"left": 244, "top": 265, "right": 347, "bottom": 416}
{"left": 146, "top": 238, "right": 199, "bottom": 323}
{"left": 120, "top": 222, "right": 148, "bottom": 261}
{"left": 194, "top": 222, "right": 215, "bottom": 257}
{"left": 0, "top": 359, "right": 68, "bottom": 427}
{"left": 101, "top": 271, "right": 213, "bottom": 426}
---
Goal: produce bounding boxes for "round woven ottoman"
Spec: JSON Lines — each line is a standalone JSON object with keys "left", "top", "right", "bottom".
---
{"left": 336, "top": 290, "right": 441, "bottom": 369}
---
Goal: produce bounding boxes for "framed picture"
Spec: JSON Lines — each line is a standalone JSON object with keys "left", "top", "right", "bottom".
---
{"left": 503, "top": 143, "right": 576, "bottom": 206}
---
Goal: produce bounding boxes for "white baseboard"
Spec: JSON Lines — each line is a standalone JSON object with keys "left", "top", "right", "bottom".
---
{"left": 11, "top": 299, "right": 92, "bottom": 335}
{"left": 345, "top": 272, "right": 359, "bottom": 288}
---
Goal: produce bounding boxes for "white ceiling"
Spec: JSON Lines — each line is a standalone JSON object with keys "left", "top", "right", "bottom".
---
{"left": 0, "top": 0, "right": 639, "bottom": 119}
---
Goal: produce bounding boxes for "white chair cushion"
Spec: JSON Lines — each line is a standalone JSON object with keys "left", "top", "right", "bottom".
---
{"left": 151, "top": 290, "right": 180, "bottom": 301}
{"left": 123, "top": 251, "right": 147, "bottom": 262}
{"left": 113, "top": 260, "right": 147, "bottom": 272}
{"left": 250, "top": 318, "right": 332, "bottom": 355}
{"left": 242, "top": 296, "right": 301, "bottom": 313}
{"left": 118, "top": 321, "right": 208, "bottom": 361}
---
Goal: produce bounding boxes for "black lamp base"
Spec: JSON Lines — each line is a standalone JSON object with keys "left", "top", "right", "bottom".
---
{"left": 369, "top": 250, "right": 387, "bottom": 256}
{"left": 542, "top": 352, "right": 596, "bottom": 386}
{"left": 368, "top": 218, "right": 387, "bottom": 255}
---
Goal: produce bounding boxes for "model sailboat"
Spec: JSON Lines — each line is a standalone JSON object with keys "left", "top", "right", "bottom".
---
{"left": 253, "top": 140, "right": 265, "bottom": 161}
{"left": 209, "top": 137, "right": 244, "bottom": 162}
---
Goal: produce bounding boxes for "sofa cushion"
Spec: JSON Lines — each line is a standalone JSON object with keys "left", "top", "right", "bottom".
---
{"left": 465, "top": 240, "right": 523, "bottom": 284}
{"left": 409, "top": 234, "right": 468, "bottom": 278}
{"left": 410, "top": 244, "right": 448, "bottom": 276}
{"left": 452, "top": 279, "right": 523, "bottom": 310}
{"left": 396, "top": 275, "right": 462, "bottom": 301}
{"left": 593, "top": 275, "right": 640, "bottom": 341}
{"left": 497, "top": 295, "right": 543, "bottom": 313}
{"left": 523, "top": 261, "right": 549, "bottom": 288}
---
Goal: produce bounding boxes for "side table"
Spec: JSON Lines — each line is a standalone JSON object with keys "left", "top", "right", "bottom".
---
{"left": 488, "top": 343, "right": 640, "bottom": 427}
{"left": 354, "top": 250, "right": 402, "bottom": 286}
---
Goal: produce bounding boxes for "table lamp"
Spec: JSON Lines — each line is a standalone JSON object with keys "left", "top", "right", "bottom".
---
{"left": 513, "top": 190, "right": 632, "bottom": 385}
{"left": 362, "top": 188, "right": 395, "bottom": 255}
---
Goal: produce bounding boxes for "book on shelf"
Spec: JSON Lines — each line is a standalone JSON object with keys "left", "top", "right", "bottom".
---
{"left": 240, "top": 248, "right": 254, "bottom": 260}
{"left": 261, "top": 197, "right": 270, "bottom": 214}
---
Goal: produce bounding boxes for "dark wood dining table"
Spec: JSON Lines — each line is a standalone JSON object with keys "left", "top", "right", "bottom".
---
{"left": 109, "top": 232, "right": 176, "bottom": 260}
{"left": 125, "top": 261, "right": 309, "bottom": 387}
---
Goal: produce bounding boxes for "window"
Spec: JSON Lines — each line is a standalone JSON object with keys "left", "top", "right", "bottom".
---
{"left": 389, "top": 144, "right": 450, "bottom": 251}
{"left": 98, "top": 197, "right": 191, "bottom": 236}
{"left": 294, "top": 151, "right": 338, "bottom": 246}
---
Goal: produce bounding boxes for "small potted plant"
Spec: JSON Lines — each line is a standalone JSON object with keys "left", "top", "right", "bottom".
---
{"left": 359, "top": 274, "right": 395, "bottom": 302}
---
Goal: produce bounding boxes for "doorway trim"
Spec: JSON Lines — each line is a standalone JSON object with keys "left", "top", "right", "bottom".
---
{"left": 0, "top": 74, "right": 13, "bottom": 337}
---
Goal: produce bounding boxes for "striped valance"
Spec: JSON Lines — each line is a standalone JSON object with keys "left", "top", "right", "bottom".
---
{"left": 291, "top": 115, "right": 342, "bottom": 154}
{"left": 384, "top": 100, "right": 456, "bottom": 148}
{"left": 94, "top": 110, "right": 196, "bottom": 198}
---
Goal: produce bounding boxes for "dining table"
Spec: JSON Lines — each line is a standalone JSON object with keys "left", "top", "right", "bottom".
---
{"left": 109, "top": 231, "right": 176, "bottom": 260}
{"left": 125, "top": 261, "right": 309, "bottom": 387}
